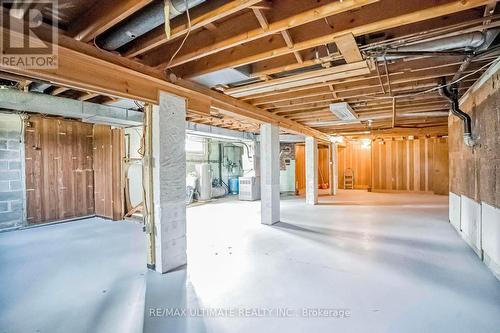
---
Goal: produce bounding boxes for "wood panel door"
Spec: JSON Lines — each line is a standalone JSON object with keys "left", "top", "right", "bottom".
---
{"left": 93, "top": 125, "right": 124, "bottom": 220}
{"left": 25, "top": 117, "right": 94, "bottom": 224}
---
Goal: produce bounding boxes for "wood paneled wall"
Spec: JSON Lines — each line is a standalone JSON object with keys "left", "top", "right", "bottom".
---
{"left": 295, "top": 144, "right": 330, "bottom": 194}
{"left": 337, "top": 141, "right": 371, "bottom": 189}
{"left": 336, "top": 137, "right": 448, "bottom": 193}
{"left": 93, "top": 125, "right": 124, "bottom": 220}
{"left": 371, "top": 137, "right": 448, "bottom": 193}
{"left": 318, "top": 146, "right": 330, "bottom": 187}
{"left": 25, "top": 116, "right": 94, "bottom": 224}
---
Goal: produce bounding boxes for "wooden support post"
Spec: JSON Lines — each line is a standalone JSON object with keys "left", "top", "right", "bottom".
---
{"left": 143, "top": 103, "right": 156, "bottom": 269}
{"left": 392, "top": 97, "right": 396, "bottom": 128}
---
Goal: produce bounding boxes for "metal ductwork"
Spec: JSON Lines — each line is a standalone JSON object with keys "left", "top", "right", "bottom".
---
{"left": 395, "top": 31, "right": 486, "bottom": 52}
{"left": 0, "top": 88, "right": 144, "bottom": 127}
{"left": 97, "top": 0, "right": 206, "bottom": 51}
{"left": 376, "top": 30, "right": 499, "bottom": 61}
{"left": 440, "top": 80, "right": 475, "bottom": 147}
{"left": 29, "top": 82, "right": 52, "bottom": 93}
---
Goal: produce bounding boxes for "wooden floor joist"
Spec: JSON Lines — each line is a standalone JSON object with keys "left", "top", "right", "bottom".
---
{"left": 67, "top": 0, "right": 153, "bottom": 42}
{"left": 0, "top": 24, "right": 330, "bottom": 141}
{"left": 143, "top": 0, "right": 378, "bottom": 69}
{"left": 1, "top": 0, "right": 498, "bottom": 136}
{"left": 170, "top": 0, "right": 493, "bottom": 78}
{"left": 123, "top": 0, "right": 263, "bottom": 58}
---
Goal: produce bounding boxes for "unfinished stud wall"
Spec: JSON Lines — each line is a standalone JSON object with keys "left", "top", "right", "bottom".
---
{"left": 449, "top": 65, "right": 500, "bottom": 279}
{"left": 24, "top": 116, "right": 95, "bottom": 225}
{"left": 0, "top": 113, "right": 24, "bottom": 229}
{"left": 371, "top": 137, "right": 449, "bottom": 194}
{"left": 124, "top": 127, "right": 143, "bottom": 210}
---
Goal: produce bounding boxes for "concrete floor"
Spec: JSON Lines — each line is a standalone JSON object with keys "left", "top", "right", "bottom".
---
{"left": 1, "top": 191, "right": 499, "bottom": 333}
{"left": 0, "top": 218, "right": 146, "bottom": 333}
{"left": 146, "top": 191, "right": 500, "bottom": 333}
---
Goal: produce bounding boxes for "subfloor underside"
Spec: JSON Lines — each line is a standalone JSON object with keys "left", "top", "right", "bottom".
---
{"left": 1, "top": 191, "right": 499, "bottom": 333}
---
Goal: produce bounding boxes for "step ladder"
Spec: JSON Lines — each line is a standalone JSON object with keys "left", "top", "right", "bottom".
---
{"left": 344, "top": 168, "right": 354, "bottom": 189}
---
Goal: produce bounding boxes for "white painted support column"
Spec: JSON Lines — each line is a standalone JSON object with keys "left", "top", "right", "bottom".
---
{"left": 330, "top": 143, "right": 338, "bottom": 196}
{"left": 152, "top": 91, "right": 187, "bottom": 273}
{"left": 305, "top": 136, "right": 318, "bottom": 205}
{"left": 260, "top": 123, "right": 280, "bottom": 225}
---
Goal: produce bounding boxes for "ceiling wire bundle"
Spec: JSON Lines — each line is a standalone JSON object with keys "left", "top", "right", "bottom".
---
{"left": 364, "top": 56, "right": 500, "bottom": 101}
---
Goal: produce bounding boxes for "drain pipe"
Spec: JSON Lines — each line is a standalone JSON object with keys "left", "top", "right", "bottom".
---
{"left": 440, "top": 80, "right": 475, "bottom": 147}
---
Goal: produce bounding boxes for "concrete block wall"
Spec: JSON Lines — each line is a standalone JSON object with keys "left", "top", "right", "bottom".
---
{"left": 0, "top": 113, "right": 25, "bottom": 229}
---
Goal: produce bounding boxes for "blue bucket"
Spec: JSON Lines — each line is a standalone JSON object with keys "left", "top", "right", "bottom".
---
{"left": 229, "top": 177, "right": 239, "bottom": 194}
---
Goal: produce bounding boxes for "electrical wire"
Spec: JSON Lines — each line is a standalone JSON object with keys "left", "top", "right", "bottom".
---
{"left": 364, "top": 57, "right": 499, "bottom": 101}
{"left": 134, "top": 100, "right": 145, "bottom": 111}
{"left": 165, "top": 0, "right": 192, "bottom": 72}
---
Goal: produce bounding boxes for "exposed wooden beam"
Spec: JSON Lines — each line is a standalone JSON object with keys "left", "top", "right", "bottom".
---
{"left": 272, "top": 94, "right": 444, "bottom": 111}
{"left": 272, "top": 82, "right": 451, "bottom": 114}
{"left": 245, "top": 56, "right": 494, "bottom": 103}
{"left": 1, "top": 24, "right": 329, "bottom": 141}
{"left": 79, "top": 92, "right": 99, "bottom": 101}
{"left": 287, "top": 100, "right": 450, "bottom": 119}
{"left": 249, "top": 3, "right": 272, "bottom": 11}
{"left": 145, "top": 0, "right": 379, "bottom": 69}
{"left": 102, "top": 96, "right": 119, "bottom": 105}
{"left": 252, "top": 8, "right": 269, "bottom": 30}
{"left": 360, "top": 126, "right": 448, "bottom": 136}
{"left": 334, "top": 33, "right": 363, "bottom": 63}
{"left": 204, "top": 23, "right": 218, "bottom": 32}
{"left": 172, "top": 0, "right": 492, "bottom": 78}
{"left": 67, "top": 0, "right": 152, "bottom": 42}
{"left": 123, "top": 0, "right": 262, "bottom": 58}
{"left": 328, "top": 84, "right": 338, "bottom": 99}
{"left": 225, "top": 61, "right": 371, "bottom": 97}
{"left": 17, "top": 79, "right": 32, "bottom": 92}
{"left": 281, "top": 30, "right": 303, "bottom": 63}
{"left": 289, "top": 107, "right": 450, "bottom": 122}
{"left": 392, "top": 97, "right": 396, "bottom": 128}
{"left": 249, "top": 10, "right": 495, "bottom": 77}
{"left": 51, "top": 87, "right": 70, "bottom": 96}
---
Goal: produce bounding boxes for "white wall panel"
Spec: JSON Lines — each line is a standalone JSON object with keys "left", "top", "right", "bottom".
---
{"left": 460, "top": 195, "right": 482, "bottom": 257}
{"left": 449, "top": 192, "right": 461, "bottom": 232}
{"left": 481, "top": 202, "right": 500, "bottom": 279}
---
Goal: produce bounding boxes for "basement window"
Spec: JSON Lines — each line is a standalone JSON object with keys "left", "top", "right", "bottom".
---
{"left": 185, "top": 136, "right": 205, "bottom": 154}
